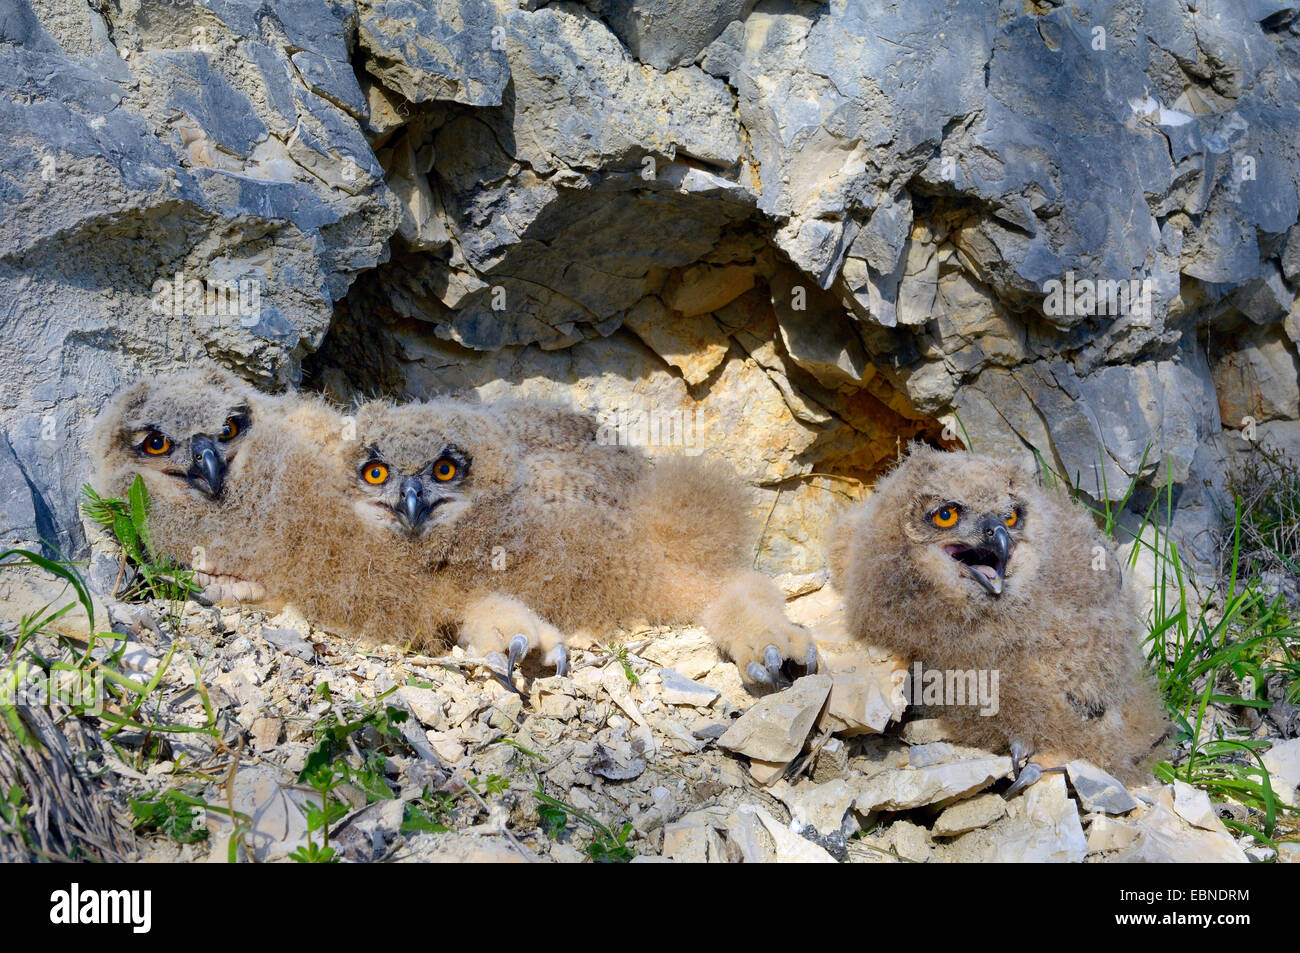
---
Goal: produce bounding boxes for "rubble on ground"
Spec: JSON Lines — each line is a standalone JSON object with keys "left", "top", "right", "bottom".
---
{"left": 3, "top": 574, "right": 1296, "bottom": 864}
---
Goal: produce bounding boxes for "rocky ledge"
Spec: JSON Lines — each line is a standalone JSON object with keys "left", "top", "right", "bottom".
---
{"left": 5, "top": 571, "right": 1294, "bottom": 864}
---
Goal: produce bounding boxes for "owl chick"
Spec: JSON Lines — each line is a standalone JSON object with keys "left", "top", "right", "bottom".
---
{"left": 88, "top": 369, "right": 414, "bottom": 632}
{"left": 830, "top": 444, "right": 1171, "bottom": 790}
{"left": 89, "top": 367, "right": 271, "bottom": 602}
{"left": 344, "top": 398, "right": 818, "bottom": 692}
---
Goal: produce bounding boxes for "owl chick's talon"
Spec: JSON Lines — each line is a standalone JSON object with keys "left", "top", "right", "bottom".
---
{"left": 1003, "top": 740, "right": 1065, "bottom": 797}
{"left": 549, "top": 644, "right": 569, "bottom": 678}
{"left": 763, "top": 645, "right": 792, "bottom": 689}
{"left": 484, "top": 633, "right": 532, "bottom": 700}
{"left": 486, "top": 633, "right": 572, "bottom": 697}
{"left": 487, "top": 664, "right": 529, "bottom": 701}
{"left": 1009, "top": 739, "right": 1031, "bottom": 769}
{"left": 507, "top": 633, "right": 529, "bottom": 674}
{"left": 196, "top": 572, "right": 267, "bottom": 605}
{"left": 1005, "top": 762, "right": 1043, "bottom": 797}
{"left": 742, "top": 642, "right": 822, "bottom": 693}
{"left": 745, "top": 661, "right": 776, "bottom": 688}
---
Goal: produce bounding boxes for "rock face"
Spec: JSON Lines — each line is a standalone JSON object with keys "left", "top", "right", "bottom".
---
{"left": 2, "top": 0, "right": 1299, "bottom": 575}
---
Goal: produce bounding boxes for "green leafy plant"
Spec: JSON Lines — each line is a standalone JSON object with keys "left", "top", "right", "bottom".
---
{"left": 401, "top": 792, "right": 454, "bottom": 835}
{"left": 129, "top": 789, "right": 209, "bottom": 844}
{"left": 128, "top": 787, "right": 251, "bottom": 849}
{"left": 468, "top": 773, "right": 509, "bottom": 798}
{"left": 289, "top": 840, "right": 338, "bottom": 864}
{"left": 81, "top": 477, "right": 199, "bottom": 605}
{"left": 533, "top": 782, "right": 635, "bottom": 863}
{"left": 290, "top": 684, "right": 414, "bottom": 862}
{"left": 292, "top": 760, "right": 349, "bottom": 863}
{"left": 612, "top": 643, "right": 639, "bottom": 686}
{"left": 299, "top": 684, "right": 410, "bottom": 801}
{"left": 0, "top": 549, "right": 213, "bottom": 743}
{"left": 0, "top": 785, "right": 33, "bottom": 853}
{"left": 537, "top": 800, "right": 568, "bottom": 838}
{"left": 1143, "top": 493, "right": 1296, "bottom": 843}
{"left": 1227, "top": 442, "right": 1300, "bottom": 581}
{"left": 585, "top": 822, "right": 635, "bottom": 863}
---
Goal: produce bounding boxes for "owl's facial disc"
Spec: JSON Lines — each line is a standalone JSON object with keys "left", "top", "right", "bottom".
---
{"left": 356, "top": 447, "right": 469, "bottom": 536}
{"left": 131, "top": 409, "right": 249, "bottom": 500}
{"left": 925, "top": 504, "right": 1018, "bottom": 597}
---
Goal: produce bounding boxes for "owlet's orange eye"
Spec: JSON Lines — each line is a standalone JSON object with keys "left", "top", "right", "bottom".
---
{"left": 219, "top": 417, "right": 240, "bottom": 441}
{"left": 143, "top": 431, "right": 171, "bottom": 455}
{"left": 1005, "top": 511, "right": 1018, "bottom": 528}
{"left": 362, "top": 462, "right": 389, "bottom": 485}
{"left": 433, "top": 459, "right": 457, "bottom": 482}
{"left": 931, "top": 506, "right": 959, "bottom": 528}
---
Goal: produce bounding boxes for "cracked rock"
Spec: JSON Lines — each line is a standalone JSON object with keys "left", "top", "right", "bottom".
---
{"left": 932, "top": 793, "right": 1007, "bottom": 837}
{"left": 1066, "top": 760, "right": 1141, "bottom": 815}
{"left": 718, "top": 675, "right": 832, "bottom": 765}
{"left": 1262, "top": 739, "right": 1300, "bottom": 808}
{"left": 658, "top": 667, "right": 721, "bottom": 707}
{"left": 854, "top": 756, "right": 1009, "bottom": 813}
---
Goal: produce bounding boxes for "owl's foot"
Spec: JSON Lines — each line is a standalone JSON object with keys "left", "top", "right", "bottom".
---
{"left": 698, "top": 569, "right": 822, "bottom": 695}
{"left": 1004, "top": 740, "right": 1066, "bottom": 797}
{"left": 484, "top": 634, "right": 529, "bottom": 699}
{"left": 460, "top": 593, "right": 570, "bottom": 698}
{"left": 744, "top": 643, "right": 820, "bottom": 693}
{"left": 485, "top": 633, "right": 569, "bottom": 699}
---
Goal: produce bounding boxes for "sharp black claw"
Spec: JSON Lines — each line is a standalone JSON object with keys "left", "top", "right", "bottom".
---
{"left": 491, "top": 670, "right": 529, "bottom": 700}
{"left": 1009, "top": 740, "right": 1029, "bottom": 772}
{"left": 486, "top": 635, "right": 532, "bottom": 701}
{"left": 1003, "top": 740, "right": 1065, "bottom": 798}
{"left": 507, "top": 633, "right": 529, "bottom": 676}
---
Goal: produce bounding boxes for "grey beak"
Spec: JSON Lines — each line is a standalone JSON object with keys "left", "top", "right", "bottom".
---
{"left": 188, "top": 435, "right": 225, "bottom": 499}
{"left": 398, "top": 476, "right": 428, "bottom": 530}
{"left": 989, "top": 523, "right": 1012, "bottom": 571}
{"left": 969, "top": 522, "right": 1012, "bottom": 597}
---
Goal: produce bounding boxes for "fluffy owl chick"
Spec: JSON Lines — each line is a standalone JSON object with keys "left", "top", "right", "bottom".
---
{"left": 345, "top": 398, "right": 817, "bottom": 691}
{"left": 89, "top": 367, "right": 273, "bottom": 603}
{"left": 830, "top": 444, "right": 1170, "bottom": 789}
{"left": 88, "top": 369, "right": 420, "bottom": 638}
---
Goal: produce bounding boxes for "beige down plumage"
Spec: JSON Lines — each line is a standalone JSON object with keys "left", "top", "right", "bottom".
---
{"left": 336, "top": 398, "right": 818, "bottom": 684}
{"left": 90, "top": 371, "right": 817, "bottom": 689}
{"left": 830, "top": 444, "right": 1171, "bottom": 786}
{"left": 88, "top": 368, "right": 380, "bottom": 616}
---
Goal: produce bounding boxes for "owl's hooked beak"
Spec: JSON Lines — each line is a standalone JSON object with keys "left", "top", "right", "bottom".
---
{"left": 186, "top": 435, "right": 226, "bottom": 499}
{"left": 397, "top": 476, "right": 430, "bottom": 531}
{"left": 945, "top": 520, "right": 1013, "bottom": 597}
